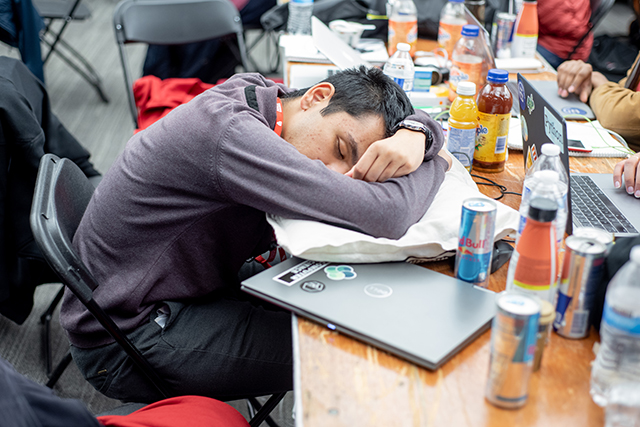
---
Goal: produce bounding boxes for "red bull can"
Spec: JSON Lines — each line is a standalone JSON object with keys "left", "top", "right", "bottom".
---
{"left": 492, "top": 12, "right": 516, "bottom": 59}
{"left": 553, "top": 235, "right": 607, "bottom": 338}
{"left": 486, "top": 292, "right": 540, "bottom": 408}
{"left": 454, "top": 198, "right": 497, "bottom": 288}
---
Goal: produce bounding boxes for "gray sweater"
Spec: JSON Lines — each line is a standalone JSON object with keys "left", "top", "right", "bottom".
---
{"left": 62, "top": 73, "right": 448, "bottom": 348}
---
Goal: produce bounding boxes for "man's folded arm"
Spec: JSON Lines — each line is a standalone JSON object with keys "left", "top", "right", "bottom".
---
{"left": 216, "top": 116, "right": 448, "bottom": 240}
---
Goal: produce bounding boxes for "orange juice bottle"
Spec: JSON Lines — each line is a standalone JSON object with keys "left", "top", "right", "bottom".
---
{"left": 448, "top": 25, "right": 486, "bottom": 102}
{"left": 511, "top": 0, "right": 538, "bottom": 58}
{"left": 437, "top": 0, "right": 467, "bottom": 59}
{"left": 446, "top": 81, "right": 479, "bottom": 170}
{"left": 388, "top": 0, "right": 418, "bottom": 57}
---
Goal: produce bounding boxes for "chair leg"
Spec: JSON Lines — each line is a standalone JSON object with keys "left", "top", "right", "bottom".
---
{"left": 248, "top": 392, "right": 287, "bottom": 427}
{"left": 46, "top": 351, "right": 73, "bottom": 388}
{"left": 40, "top": 34, "right": 110, "bottom": 103}
{"left": 40, "top": 286, "right": 65, "bottom": 376}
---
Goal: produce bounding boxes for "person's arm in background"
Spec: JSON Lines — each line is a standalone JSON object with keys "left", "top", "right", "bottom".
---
{"left": 557, "top": 54, "right": 640, "bottom": 151}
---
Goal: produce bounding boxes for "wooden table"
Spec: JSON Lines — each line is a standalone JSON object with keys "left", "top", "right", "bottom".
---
{"left": 292, "top": 42, "right": 622, "bottom": 425}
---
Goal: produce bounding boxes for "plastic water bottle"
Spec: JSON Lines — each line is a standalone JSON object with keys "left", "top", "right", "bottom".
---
{"left": 518, "top": 144, "right": 569, "bottom": 244}
{"left": 446, "top": 81, "right": 478, "bottom": 170}
{"left": 383, "top": 43, "right": 415, "bottom": 93}
{"left": 287, "top": 0, "right": 314, "bottom": 35}
{"left": 590, "top": 245, "right": 640, "bottom": 407}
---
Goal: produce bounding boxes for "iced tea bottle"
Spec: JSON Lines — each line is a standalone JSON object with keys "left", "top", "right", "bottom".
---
{"left": 473, "top": 68, "right": 512, "bottom": 172}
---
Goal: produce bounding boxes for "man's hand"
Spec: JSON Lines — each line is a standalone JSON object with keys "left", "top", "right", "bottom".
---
{"left": 557, "top": 60, "right": 594, "bottom": 103}
{"left": 346, "top": 129, "right": 425, "bottom": 182}
{"left": 613, "top": 152, "right": 640, "bottom": 198}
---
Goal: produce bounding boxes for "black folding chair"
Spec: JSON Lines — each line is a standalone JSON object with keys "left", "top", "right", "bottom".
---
{"left": 113, "top": 0, "right": 250, "bottom": 127}
{"left": 33, "top": 0, "right": 109, "bottom": 102}
{"left": 29, "top": 154, "right": 285, "bottom": 426}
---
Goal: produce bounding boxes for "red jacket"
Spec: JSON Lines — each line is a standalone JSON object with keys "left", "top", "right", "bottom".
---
{"left": 537, "top": 0, "right": 593, "bottom": 62}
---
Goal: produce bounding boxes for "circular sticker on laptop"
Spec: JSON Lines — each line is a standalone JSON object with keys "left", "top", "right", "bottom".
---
{"left": 518, "top": 80, "right": 526, "bottom": 112}
{"left": 301, "top": 281, "right": 325, "bottom": 293}
{"left": 364, "top": 284, "right": 393, "bottom": 298}
{"left": 324, "top": 265, "right": 357, "bottom": 281}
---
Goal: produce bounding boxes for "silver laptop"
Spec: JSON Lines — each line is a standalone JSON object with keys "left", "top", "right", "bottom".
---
{"left": 508, "top": 79, "right": 595, "bottom": 119}
{"left": 241, "top": 258, "right": 497, "bottom": 370}
{"left": 311, "top": 17, "right": 372, "bottom": 70}
{"left": 518, "top": 74, "right": 640, "bottom": 236}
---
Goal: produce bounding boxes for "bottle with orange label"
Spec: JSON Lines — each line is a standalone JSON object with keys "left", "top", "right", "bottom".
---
{"left": 511, "top": 0, "right": 538, "bottom": 58}
{"left": 449, "top": 25, "right": 487, "bottom": 102}
{"left": 388, "top": 0, "right": 418, "bottom": 57}
{"left": 473, "top": 68, "right": 512, "bottom": 173}
{"left": 437, "top": 0, "right": 467, "bottom": 59}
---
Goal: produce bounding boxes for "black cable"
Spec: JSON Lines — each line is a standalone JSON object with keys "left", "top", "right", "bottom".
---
{"left": 471, "top": 174, "right": 522, "bottom": 201}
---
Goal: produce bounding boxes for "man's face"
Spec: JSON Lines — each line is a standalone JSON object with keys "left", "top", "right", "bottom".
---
{"left": 281, "top": 84, "right": 385, "bottom": 174}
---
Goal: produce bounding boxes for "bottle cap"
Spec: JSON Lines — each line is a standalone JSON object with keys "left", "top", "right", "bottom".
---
{"left": 450, "top": 0, "right": 464, "bottom": 2}
{"left": 487, "top": 69, "right": 509, "bottom": 83}
{"left": 538, "top": 300, "right": 555, "bottom": 325}
{"left": 461, "top": 25, "right": 479, "bottom": 37}
{"left": 534, "top": 169, "right": 559, "bottom": 184}
{"left": 456, "top": 81, "right": 476, "bottom": 95}
{"left": 528, "top": 197, "right": 557, "bottom": 222}
{"left": 396, "top": 43, "right": 411, "bottom": 52}
{"left": 541, "top": 143, "right": 561, "bottom": 157}
{"left": 630, "top": 245, "right": 640, "bottom": 264}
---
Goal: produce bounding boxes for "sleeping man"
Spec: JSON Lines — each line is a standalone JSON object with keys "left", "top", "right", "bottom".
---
{"left": 61, "top": 66, "right": 451, "bottom": 402}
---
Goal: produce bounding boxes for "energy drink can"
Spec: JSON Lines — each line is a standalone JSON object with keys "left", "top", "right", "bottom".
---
{"left": 492, "top": 12, "right": 516, "bottom": 59}
{"left": 553, "top": 235, "right": 607, "bottom": 339}
{"left": 572, "top": 227, "right": 614, "bottom": 255}
{"left": 486, "top": 292, "right": 540, "bottom": 408}
{"left": 454, "top": 198, "right": 497, "bottom": 288}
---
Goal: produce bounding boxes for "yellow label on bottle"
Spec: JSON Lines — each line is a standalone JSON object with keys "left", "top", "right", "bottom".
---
{"left": 474, "top": 112, "right": 510, "bottom": 163}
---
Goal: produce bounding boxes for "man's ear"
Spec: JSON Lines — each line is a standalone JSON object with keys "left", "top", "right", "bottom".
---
{"left": 300, "top": 83, "right": 335, "bottom": 111}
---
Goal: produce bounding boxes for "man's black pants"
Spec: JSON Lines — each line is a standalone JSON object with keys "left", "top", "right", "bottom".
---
{"left": 70, "top": 296, "right": 293, "bottom": 403}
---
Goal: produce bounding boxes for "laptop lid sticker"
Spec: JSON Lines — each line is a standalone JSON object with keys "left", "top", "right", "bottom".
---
{"left": 273, "top": 260, "right": 328, "bottom": 286}
{"left": 543, "top": 106, "right": 564, "bottom": 152}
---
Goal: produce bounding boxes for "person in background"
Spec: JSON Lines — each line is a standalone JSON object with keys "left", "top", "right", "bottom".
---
{"left": 536, "top": 0, "right": 593, "bottom": 69}
{"left": 556, "top": 52, "right": 640, "bottom": 153}
{"left": 614, "top": 151, "right": 640, "bottom": 198}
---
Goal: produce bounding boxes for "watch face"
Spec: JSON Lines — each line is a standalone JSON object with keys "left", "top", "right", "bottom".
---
{"left": 399, "top": 120, "right": 427, "bottom": 133}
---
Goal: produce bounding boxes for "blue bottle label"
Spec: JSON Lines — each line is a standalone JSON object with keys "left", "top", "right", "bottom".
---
{"left": 603, "top": 302, "right": 640, "bottom": 336}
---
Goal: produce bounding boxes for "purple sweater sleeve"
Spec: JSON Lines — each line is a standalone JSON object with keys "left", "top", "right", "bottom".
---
{"left": 213, "top": 111, "right": 448, "bottom": 240}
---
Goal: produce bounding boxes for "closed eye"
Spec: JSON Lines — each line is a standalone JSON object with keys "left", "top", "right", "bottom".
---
{"left": 336, "top": 138, "right": 344, "bottom": 160}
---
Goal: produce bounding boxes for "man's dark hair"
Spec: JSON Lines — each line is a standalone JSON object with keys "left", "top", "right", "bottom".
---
{"left": 282, "top": 66, "right": 415, "bottom": 137}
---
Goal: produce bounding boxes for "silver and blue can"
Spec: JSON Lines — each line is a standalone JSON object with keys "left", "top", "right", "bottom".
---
{"left": 492, "top": 12, "right": 516, "bottom": 59}
{"left": 486, "top": 292, "right": 540, "bottom": 409}
{"left": 554, "top": 235, "right": 607, "bottom": 339}
{"left": 572, "top": 226, "right": 614, "bottom": 255}
{"left": 454, "top": 198, "right": 497, "bottom": 288}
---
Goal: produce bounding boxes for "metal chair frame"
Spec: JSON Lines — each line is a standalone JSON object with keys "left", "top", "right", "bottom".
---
{"left": 113, "top": 0, "right": 250, "bottom": 127}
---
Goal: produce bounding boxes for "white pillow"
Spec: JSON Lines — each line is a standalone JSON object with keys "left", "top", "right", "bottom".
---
{"left": 267, "top": 155, "right": 520, "bottom": 263}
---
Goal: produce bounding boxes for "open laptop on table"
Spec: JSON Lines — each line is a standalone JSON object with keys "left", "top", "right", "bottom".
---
{"left": 518, "top": 74, "right": 640, "bottom": 236}
{"left": 507, "top": 79, "right": 595, "bottom": 119}
{"left": 242, "top": 258, "right": 497, "bottom": 370}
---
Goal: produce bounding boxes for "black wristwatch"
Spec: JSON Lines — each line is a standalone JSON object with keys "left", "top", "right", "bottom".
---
{"left": 394, "top": 119, "right": 433, "bottom": 155}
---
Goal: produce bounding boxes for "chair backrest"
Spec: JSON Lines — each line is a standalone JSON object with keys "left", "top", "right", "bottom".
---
{"left": 29, "top": 154, "right": 171, "bottom": 398}
{"left": 113, "top": 0, "right": 249, "bottom": 127}
{"left": 589, "top": 0, "right": 616, "bottom": 29}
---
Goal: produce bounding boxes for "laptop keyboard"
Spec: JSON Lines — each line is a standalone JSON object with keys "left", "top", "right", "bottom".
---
{"left": 571, "top": 175, "right": 638, "bottom": 234}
